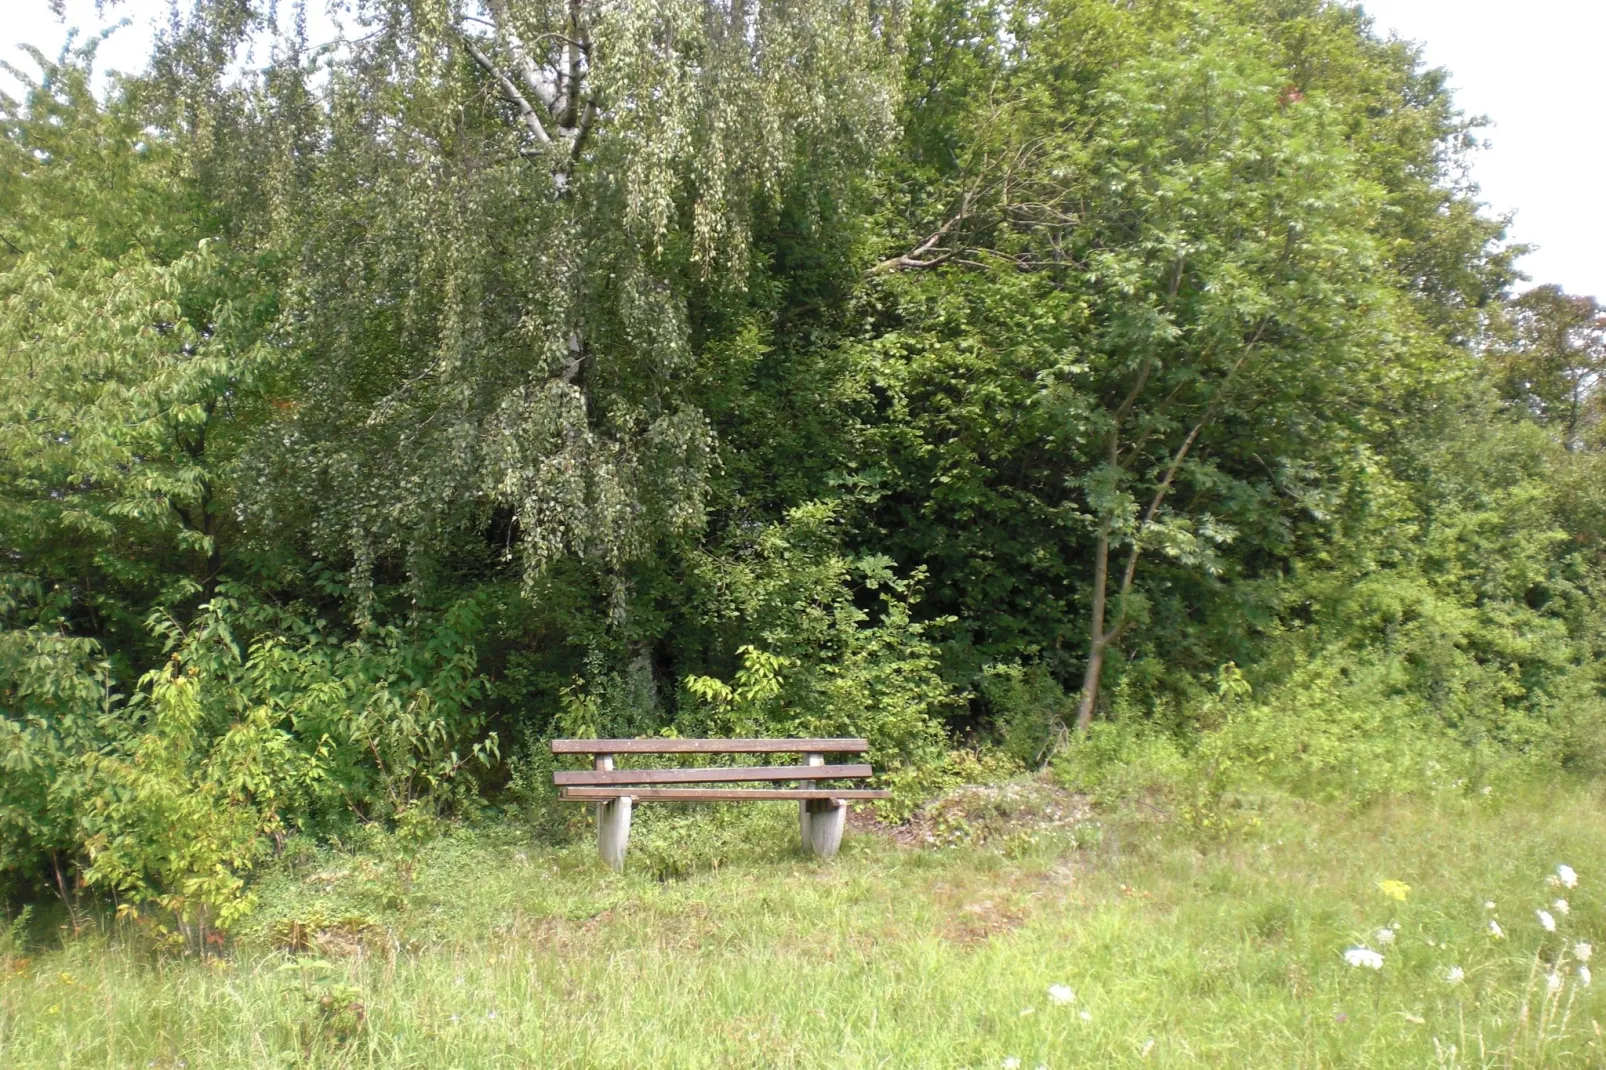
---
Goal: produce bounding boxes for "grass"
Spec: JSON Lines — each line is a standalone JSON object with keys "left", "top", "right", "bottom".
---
{"left": 3, "top": 780, "right": 1606, "bottom": 1068}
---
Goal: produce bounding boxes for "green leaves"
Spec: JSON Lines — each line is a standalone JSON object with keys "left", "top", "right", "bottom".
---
{"left": 0, "top": 0, "right": 1599, "bottom": 927}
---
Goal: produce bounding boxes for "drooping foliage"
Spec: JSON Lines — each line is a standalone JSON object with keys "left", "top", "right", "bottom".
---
{"left": 1, "top": 0, "right": 1601, "bottom": 922}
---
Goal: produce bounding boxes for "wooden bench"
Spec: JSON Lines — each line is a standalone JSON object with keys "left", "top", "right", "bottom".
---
{"left": 551, "top": 738, "right": 891, "bottom": 871}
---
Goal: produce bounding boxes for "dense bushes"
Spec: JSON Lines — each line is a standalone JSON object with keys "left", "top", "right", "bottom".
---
{"left": 1, "top": 0, "right": 1602, "bottom": 924}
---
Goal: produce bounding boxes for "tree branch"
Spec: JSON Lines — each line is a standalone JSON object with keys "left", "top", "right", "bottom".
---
{"left": 462, "top": 34, "right": 552, "bottom": 146}
{"left": 488, "top": 0, "right": 560, "bottom": 111}
{"left": 870, "top": 196, "right": 971, "bottom": 274}
{"left": 1109, "top": 319, "right": 1272, "bottom": 626}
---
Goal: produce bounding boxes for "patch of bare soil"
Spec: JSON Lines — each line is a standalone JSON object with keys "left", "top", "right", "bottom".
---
{"left": 926, "top": 865, "right": 1082, "bottom": 946}
{"left": 892, "top": 778, "right": 1095, "bottom": 850}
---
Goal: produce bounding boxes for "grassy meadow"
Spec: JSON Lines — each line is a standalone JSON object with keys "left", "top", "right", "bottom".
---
{"left": 3, "top": 781, "right": 1605, "bottom": 1068}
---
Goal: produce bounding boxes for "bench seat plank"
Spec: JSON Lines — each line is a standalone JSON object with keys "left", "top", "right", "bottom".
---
{"left": 560, "top": 787, "right": 891, "bottom": 801}
{"left": 551, "top": 738, "right": 868, "bottom": 755}
{"left": 555, "top": 763, "right": 871, "bottom": 787}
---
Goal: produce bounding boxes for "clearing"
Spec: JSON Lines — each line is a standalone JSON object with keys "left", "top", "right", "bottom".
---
{"left": 2, "top": 779, "right": 1603, "bottom": 1068}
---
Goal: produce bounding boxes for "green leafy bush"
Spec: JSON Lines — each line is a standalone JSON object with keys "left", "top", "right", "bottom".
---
{"left": 680, "top": 501, "right": 960, "bottom": 785}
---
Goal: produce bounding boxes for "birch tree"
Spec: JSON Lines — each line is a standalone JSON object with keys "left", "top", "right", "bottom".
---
{"left": 153, "top": 0, "right": 903, "bottom": 604}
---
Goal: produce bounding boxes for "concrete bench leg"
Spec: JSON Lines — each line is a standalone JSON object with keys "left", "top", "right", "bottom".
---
{"left": 799, "top": 751, "right": 821, "bottom": 851}
{"left": 593, "top": 754, "right": 632, "bottom": 872}
{"left": 798, "top": 750, "right": 845, "bottom": 858}
{"left": 804, "top": 798, "right": 846, "bottom": 858}
{"left": 598, "top": 795, "right": 632, "bottom": 872}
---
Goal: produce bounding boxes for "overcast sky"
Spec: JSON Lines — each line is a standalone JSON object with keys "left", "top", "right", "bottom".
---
{"left": 3, "top": 0, "right": 1601, "bottom": 300}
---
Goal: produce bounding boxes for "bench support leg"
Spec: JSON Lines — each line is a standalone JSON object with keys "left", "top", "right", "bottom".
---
{"left": 592, "top": 753, "right": 631, "bottom": 872}
{"left": 804, "top": 798, "right": 846, "bottom": 859}
{"left": 799, "top": 750, "right": 821, "bottom": 852}
{"left": 798, "top": 750, "right": 844, "bottom": 858}
{"left": 597, "top": 795, "right": 632, "bottom": 872}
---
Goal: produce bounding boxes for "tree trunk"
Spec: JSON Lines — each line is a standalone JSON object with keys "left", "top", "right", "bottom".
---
{"left": 1074, "top": 518, "right": 1111, "bottom": 733}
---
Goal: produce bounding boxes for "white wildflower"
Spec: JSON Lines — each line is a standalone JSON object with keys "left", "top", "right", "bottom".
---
{"left": 1484, "top": 901, "right": 1496, "bottom": 911}
{"left": 1444, "top": 965, "right": 1465, "bottom": 985}
{"left": 1558, "top": 864, "right": 1579, "bottom": 889}
{"left": 1576, "top": 941, "right": 1593, "bottom": 962}
{"left": 1555, "top": 899, "right": 1571, "bottom": 916}
{"left": 1079, "top": 1009, "right": 1093, "bottom": 1022}
{"left": 1580, "top": 966, "right": 1593, "bottom": 987}
{"left": 1374, "top": 928, "right": 1397, "bottom": 946}
{"left": 1048, "top": 984, "right": 1075, "bottom": 1005}
{"left": 1489, "top": 919, "right": 1505, "bottom": 939}
{"left": 1538, "top": 910, "right": 1557, "bottom": 933}
{"left": 1547, "top": 971, "right": 1564, "bottom": 995}
{"left": 1344, "top": 948, "right": 1385, "bottom": 970}
{"left": 1003, "top": 1059, "right": 1021, "bottom": 1070}
{"left": 1141, "top": 1039, "right": 1156, "bottom": 1058}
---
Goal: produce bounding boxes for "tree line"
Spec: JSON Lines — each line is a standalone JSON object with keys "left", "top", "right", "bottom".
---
{"left": 2, "top": 0, "right": 1602, "bottom": 927}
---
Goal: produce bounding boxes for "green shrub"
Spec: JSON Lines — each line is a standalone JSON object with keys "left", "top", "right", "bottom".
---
{"left": 979, "top": 662, "right": 1075, "bottom": 767}
{"left": 0, "top": 619, "right": 108, "bottom": 899}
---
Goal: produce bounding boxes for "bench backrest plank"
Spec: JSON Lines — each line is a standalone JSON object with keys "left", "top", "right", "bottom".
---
{"left": 551, "top": 738, "right": 868, "bottom": 755}
{"left": 561, "top": 786, "right": 890, "bottom": 801}
{"left": 555, "top": 763, "right": 871, "bottom": 787}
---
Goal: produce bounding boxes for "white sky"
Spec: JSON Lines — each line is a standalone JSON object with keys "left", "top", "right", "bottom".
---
{"left": 2, "top": 0, "right": 1602, "bottom": 300}
{"left": 1356, "top": 0, "right": 1605, "bottom": 300}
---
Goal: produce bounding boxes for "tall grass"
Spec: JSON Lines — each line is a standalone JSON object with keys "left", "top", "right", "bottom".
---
{"left": 3, "top": 783, "right": 1605, "bottom": 1067}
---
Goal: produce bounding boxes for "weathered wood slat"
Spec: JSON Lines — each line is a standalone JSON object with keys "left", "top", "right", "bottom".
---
{"left": 559, "top": 787, "right": 892, "bottom": 801}
{"left": 551, "top": 738, "right": 868, "bottom": 755}
{"left": 554, "top": 763, "right": 871, "bottom": 786}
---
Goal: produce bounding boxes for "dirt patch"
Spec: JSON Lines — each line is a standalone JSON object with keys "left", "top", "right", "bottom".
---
{"left": 898, "top": 778, "right": 1095, "bottom": 850}
{"left": 943, "top": 896, "right": 1029, "bottom": 945}
{"left": 926, "top": 867, "right": 1074, "bottom": 946}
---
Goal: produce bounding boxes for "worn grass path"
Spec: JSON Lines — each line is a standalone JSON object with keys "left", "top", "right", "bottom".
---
{"left": 3, "top": 781, "right": 1606, "bottom": 1067}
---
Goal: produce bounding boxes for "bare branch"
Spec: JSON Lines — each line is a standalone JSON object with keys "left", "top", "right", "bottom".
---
{"left": 488, "top": 0, "right": 560, "bottom": 111}
{"left": 462, "top": 34, "right": 552, "bottom": 146}
{"left": 870, "top": 194, "right": 971, "bottom": 274}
